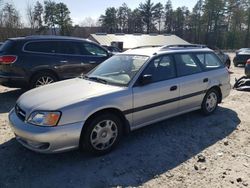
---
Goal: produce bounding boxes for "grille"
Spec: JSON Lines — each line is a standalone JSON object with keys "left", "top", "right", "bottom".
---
{"left": 15, "top": 105, "right": 26, "bottom": 121}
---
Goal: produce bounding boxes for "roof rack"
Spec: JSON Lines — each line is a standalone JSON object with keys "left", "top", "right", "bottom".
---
{"left": 160, "top": 44, "right": 207, "bottom": 50}
{"left": 132, "top": 45, "right": 162, "bottom": 49}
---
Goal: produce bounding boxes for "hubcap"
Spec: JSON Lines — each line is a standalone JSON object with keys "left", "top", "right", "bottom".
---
{"left": 205, "top": 92, "right": 217, "bottom": 112}
{"left": 90, "top": 120, "right": 118, "bottom": 151}
{"left": 35, "top": 76, "right": 54, "bottom": 87}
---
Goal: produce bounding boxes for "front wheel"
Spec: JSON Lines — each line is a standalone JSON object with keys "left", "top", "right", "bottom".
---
{"left": 30, "top": 72, "right": 58, "bottom": 88}
{"left": 201, "top": 89, "right": 219, "bottom": 115}
{"left": 81, "top": 113, "right": 123, "bottom": 155}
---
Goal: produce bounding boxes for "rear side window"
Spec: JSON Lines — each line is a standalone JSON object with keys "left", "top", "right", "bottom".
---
{"left": 174, "top": 54, "right": 202, "bottom": 76}
{"left": 196, "top": 53, "right": 223, "bottom": 70}
{"left": 58, "top": 41, "right": 82, "bottom": 55}
{"left": 82, "top": 43, "right": 108, "bottom": 57}
{"left": 24, "top": 41, "right": 59, "bottom": 54}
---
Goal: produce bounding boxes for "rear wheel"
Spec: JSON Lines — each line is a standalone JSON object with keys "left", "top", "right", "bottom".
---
{"left": 201, "top": 89, "right": 219, "bottom": 115}
{"left": 81, "top": 113, "right": 123, "bottom": 155}
{"left": 30, "top": 72, "right": 58, "bottom": 88}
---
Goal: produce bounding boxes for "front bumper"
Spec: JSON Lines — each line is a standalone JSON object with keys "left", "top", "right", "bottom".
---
{"left": 8, "top": 109, "right": 84, "bottom": 153}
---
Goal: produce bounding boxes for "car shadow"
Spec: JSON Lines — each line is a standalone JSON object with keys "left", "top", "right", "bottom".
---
{"left": 0, "top": 89, "right": 25, "bottom": 114}
{"left": 0, "top": 107, "right": 240, "bottom": 187}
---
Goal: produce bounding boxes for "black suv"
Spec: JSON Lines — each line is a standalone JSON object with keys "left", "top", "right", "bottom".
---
{"left": 0, "top": 36, "right": 110, "bottom": 88}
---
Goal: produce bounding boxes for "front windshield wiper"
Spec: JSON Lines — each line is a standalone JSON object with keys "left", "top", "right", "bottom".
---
{"left": 85, "top": 76, "right": 107, "bottom": 84}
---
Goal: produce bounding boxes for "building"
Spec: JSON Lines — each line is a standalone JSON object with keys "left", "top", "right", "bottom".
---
{"left": 88, "top": 33, "right": 190, "bottom": 50}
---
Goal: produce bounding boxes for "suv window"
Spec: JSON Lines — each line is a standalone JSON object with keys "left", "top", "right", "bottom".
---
{"left": 24, "top": 41, "right": 58, "bottom": 54}
{"left": 58, "top": 41, "right": 82, "bottom": 55}
{"left": 143, "top": 55, "right": 176, "bottom": 82}
{"left": 174, "top": 54, "right": 202, "bottom": 76}
{"left": 196, "top": 53, "right": 223, "bottom": 69}
{"left": 83, "top": 43, "right": 108, "bottom": 56}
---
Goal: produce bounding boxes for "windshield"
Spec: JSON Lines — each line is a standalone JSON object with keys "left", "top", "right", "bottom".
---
{"left": 87, "top": 55, "right": 149, "bottom": 86}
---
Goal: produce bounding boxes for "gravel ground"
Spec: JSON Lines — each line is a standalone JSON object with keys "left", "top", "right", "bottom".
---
{"left": 0, "top": 53, "right": 249, "bottom": 188}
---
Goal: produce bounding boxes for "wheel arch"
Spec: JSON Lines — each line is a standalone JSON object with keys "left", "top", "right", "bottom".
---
{"left": 207, "top": 85, "right": 222, "bottom": 103}
{"left": 29, "top": 69, "right": 59, "bottom": 83}
{"left": 79, "top": 108, "right": 131, "bottom": 146}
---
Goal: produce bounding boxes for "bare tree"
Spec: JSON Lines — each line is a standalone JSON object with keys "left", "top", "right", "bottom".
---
{"left": 26, "top": 2, "right": 35, "bottom": 32}
{"left": 80, "top": 17, "right": 98, "bottom": 27}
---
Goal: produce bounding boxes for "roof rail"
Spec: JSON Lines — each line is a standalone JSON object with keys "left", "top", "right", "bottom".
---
{"left": 160, "top": 44, "right": 207, "bottom": 50}
{"left": 132, "top": 45, "right": 163, "bottom": 49}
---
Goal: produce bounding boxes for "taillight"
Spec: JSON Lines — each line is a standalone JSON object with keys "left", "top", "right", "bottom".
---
{"left": 0, "top": 55, "right": 17, "bottom": 65}
{"left": 247, "top": 59, "right": 250, "bottom": 65}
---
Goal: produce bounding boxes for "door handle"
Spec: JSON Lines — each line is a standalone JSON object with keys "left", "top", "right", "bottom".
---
{"left": 203, "top": 78, "right": 208, "bottom": 83}
{"left": 60, "top": 60, "right": 68, "bottom": 63}
{"left": 170, "top": 85, "right": 177, "bottom": 91}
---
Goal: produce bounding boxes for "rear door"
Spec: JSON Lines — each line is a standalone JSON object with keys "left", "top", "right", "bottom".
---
{"left": 57, "top": 41, "right": 109, "bottom": 79}
{"left": 132, "top": 55, "right": 180, "bottom": 128}
{"left": 174, "top": 53, "right": 209, "bottom": 112}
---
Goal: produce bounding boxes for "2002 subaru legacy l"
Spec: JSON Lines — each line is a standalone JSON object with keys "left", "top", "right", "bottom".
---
{"left": 9, "top": 45, "right": 231, "bottom": 155}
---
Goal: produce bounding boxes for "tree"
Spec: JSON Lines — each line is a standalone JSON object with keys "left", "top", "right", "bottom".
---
{"left": 128, "top": 8, "right": 144, "bottom": 33}
{"left": 99, "top": 7, "right": 118, "bottom": 33}
{"left": 2, "top": 3, "right": 21, "bottom": 29}
{"left": 55, "top": 2, "right": 72, "bottom": 35}
{"left": 164, "top": 0, "right": 174, "bottom": 33}
{"left": 191, "top": 0, "right": 203, "bottom": 43}
{"left": 172, "top": 7, "right": 185, "bottom": 37}
{"left": 117, "top": 3, "right": 131, "bottom": 33}
{"left": 154, "top": 2, "right": 164, "bottom": 33}
{"left": 33, "top": 1, "right": 44, "bottom": 32}
{"left": 44, "top": 0, "right": 57, "bottom": 34}
{"left": 138, "top": 0, "right": 158, "bottom": 33}
{"left": 80, "top": 17, "right": 98, "bottom": 27}
{"left": 202, "top": 0, "right": 226, "bottom": 45}
{"left": 26, "top": 2, "right": 35, "bottom": 31}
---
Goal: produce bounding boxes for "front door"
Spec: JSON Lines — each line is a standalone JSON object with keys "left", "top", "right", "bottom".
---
{"left": 132, "top": 55, "right": 180, "bottom": 128}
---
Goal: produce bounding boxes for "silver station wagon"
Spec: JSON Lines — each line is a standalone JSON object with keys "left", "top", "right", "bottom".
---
{"left": 9, "top": 45, "right": 231, "bottom": 154}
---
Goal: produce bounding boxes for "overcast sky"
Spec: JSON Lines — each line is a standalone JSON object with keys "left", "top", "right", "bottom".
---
{"left": 5, "top": 0, "right": 198, "bottom": 25}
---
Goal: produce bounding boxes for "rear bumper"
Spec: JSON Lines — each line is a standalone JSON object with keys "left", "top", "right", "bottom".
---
{"left": 245, "top": 64, "right": 250, "bottom": 77}
{"left": 0, "top": 74, "right": 28, "bottom": 88}
{"left": 221, "top": 83, "right": 231, "bottom": 99}
{"left": 8, "top": 108, "right": 84, "bottom": 153}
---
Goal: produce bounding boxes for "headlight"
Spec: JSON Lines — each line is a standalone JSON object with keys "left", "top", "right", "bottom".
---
{"left": 27, "top": 111, "right": 61, "bottom": 127}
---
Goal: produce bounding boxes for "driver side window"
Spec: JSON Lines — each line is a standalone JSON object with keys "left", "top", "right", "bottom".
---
{"left": 143, "top": 55, "right": 176, "bottom": 83}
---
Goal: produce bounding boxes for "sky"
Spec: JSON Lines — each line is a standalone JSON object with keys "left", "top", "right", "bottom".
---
{"left": 5, "top": 0, "right": 198, "bottom": 25}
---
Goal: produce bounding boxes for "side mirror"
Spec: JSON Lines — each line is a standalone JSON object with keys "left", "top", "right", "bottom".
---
{"left": 139, "top": 74, "right": 152, "bottom": 85}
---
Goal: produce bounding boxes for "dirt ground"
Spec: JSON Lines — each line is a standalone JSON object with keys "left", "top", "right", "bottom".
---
{"left": 0, "top": 53, "right": 249, "bottom": 188}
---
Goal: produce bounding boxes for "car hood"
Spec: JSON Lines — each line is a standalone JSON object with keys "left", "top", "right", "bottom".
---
{"left": 17, "top": 78, "right": 124, "bottom": 113}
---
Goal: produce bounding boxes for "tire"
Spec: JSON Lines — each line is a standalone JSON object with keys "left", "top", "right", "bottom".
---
{"left": 30, "top": 72, "right": 58, "bottom": 88}
{"left": 234, "top": 62, "right": 238, "bottom": 67}
{"left": 81, "top": 113, "right": 123, "bottom": 155}
{"left": 201, "top": 89, "right": 219, "bottom": 115}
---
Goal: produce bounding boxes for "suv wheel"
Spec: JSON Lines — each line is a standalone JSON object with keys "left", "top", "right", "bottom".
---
{"left": 81, "top": 113, "right": 123, "bottom": 155}
{"left": 30, "top": 72, "right": 58, "bottom": 88}
{"left": 201, "top": 89, "right": 219, "bottom": 115}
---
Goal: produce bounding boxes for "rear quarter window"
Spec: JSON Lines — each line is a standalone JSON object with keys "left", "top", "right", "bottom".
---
{"left": 196, "top": 53, "right": 224, "bottom": 70}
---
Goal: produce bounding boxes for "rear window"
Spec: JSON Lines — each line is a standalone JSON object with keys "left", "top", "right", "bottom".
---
{"left": 196, "top": 53, "right": 224, "bottom": 70}
{"left": 24, "top": 41, "right": 59, "bottom": 54}
{"left": 0, "top": 40, "right": 16, "bottom": 52}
